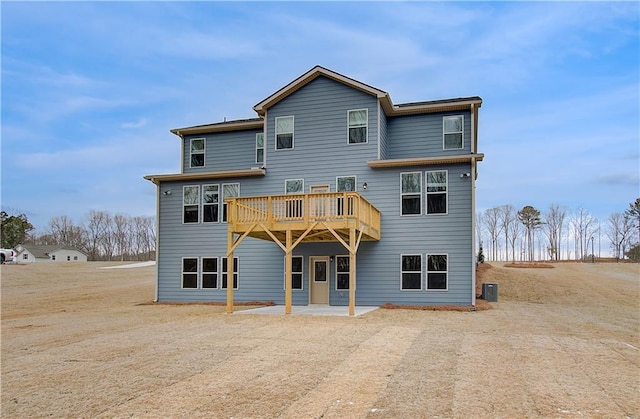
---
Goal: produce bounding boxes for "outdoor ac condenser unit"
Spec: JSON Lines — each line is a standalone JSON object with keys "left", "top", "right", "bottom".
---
{"left": 482, "top": 283, "right": 498, "bottom": 302}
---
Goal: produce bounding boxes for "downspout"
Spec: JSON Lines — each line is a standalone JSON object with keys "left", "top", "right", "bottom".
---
{"left": 263, "top": 110, "right": 268, "bottom": 169}
{"left": 470, "top": 103, "right": 477, "bottom": 306}
{"left": 153, "top": 179, "right": 160, "bottom": 302}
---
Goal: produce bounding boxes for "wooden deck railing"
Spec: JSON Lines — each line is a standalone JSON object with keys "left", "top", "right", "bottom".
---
{"left": 227, "top": 192, "right": 381, "bottom": 240}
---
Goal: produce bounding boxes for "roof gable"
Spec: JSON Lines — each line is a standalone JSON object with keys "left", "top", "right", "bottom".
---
{"left": 253, "top": 66, "right": 392, "bottom": 116}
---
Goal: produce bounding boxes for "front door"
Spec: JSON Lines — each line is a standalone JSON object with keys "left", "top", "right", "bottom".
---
{"left": 310, "top": 185, "right": 330, "bottom": 218}
{"left": 309, "top": 257, "right": 329, "bottom": 304}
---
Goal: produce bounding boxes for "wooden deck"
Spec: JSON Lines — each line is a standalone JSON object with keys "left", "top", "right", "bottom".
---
{"left": 226, "top": 192, "right": 381, "bottom": 243}
{"left": 224, "top": 192, "right": 381, "bottom": 316}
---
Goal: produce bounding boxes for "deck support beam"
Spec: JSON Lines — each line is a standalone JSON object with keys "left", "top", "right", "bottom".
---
{"left": 226, "top": 229, "right": 234, "bottom": 314}
{"left": 349, "top": 227, "right": 356, "bottom": 316}
{"left": 285, "top": 230, "right": 293, "bottom": 314}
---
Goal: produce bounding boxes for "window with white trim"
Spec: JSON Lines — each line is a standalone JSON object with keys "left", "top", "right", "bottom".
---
{"left": 401, "top": 172, "right": 422, "bottom": 215}
{"left": 284, "top": 256, "right": 303, "bottom": 290}
{"left": 285, "top": 179, "right": 304, "bottom": 218}
{"left": 256, "top": 133, "right": 264, "bottom": 164}
{"left": 182, "top": 257, "right": 198, "bottom": 289}
{"left": 190, "top": 138, "right": 205, "bottom": 167}
{"left": 183, "top": 186, "right": 200, "bottom": 223}
{"left": 443, "top": 116, "right": 463, "bottom": 150}
{"left": 401, "top": 254, "right": 422, "bottom": 290}
{"left": 426, "top": 170, "right": 447, "bottom": 214}
{"left": 202, "top": 257, "right": 218, "bottom": 289}
{"left": 222, "top": 183, "right": 239, "bottom": 222}
{"left": 337, "top": 176, "right": 356, "bottom": 216}
{"left": 275, "top": 116, "right": 294, "bottom": 150}
{"left": 285, "top": 179, "right": 304, "bottom": 194}
{"left": 336, "top": 256, "right": 350, "bottom": 290}
{"left": 348, "top": 109, "right": 367, "bottom": 144}
{"left": 427, "top": 254, "right": 448, "bottom": 290}
{"left": 221, "top": 257, "right": 239, "bottom": 289}
{"left": 203, "top": 184, "right": 220, "bottom": 223}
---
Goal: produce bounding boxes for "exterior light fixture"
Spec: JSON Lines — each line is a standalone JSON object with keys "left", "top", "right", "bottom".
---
{"left": 362, "top": 182, "right": 368, "bottom": 190}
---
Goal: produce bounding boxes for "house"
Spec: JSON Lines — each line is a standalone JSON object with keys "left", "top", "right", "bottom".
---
{"left": 14, "top": 244, "right": 88, "bottom": 263}
{"left": 145, "top": 66, "right": 483, "bottom": 315}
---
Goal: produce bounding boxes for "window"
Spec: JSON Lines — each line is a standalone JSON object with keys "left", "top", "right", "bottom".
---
{"left": 401, "top": 255, "right": 422, "bottom": 290}
{"left": 67, "top": 256, "right": 71, "bottom": 261}
{"left": 190, "top": 138, "right": 205, "bottom": 167}
{"left": 426, "top": 170, "right": 448, "bottom": 214}
{"left": 284, "top": 256, "right": 303, "bottom": 290}
{"left": 23, "top": 254, "right": 28, "bottom": 260}
{"left": 52, "top": 255, "right": 56, "bottom": 261}
{"left": 285, "top": 179, "right": 304, "bottom": 194}
{"left": 427, "top": 254, "right": 448, "bottom": 290}
{"left": 222, "top": 183, "right": 239, "bottom": 222}
{"left": 336, "top": 256, "right": 350, "bottom": 290}
{"left": 337, "top": 176, "right": 356, "bottom": 216}
{"left": 285, "top": 179, "right": 304, "bottom": 218}
{"left": 183, "top": 186, "right": 200, "bottom": 223}
{"left": 202, "top": 257, "right": 218, "bottom": 289}
{"left": 256, "top": 133, "right": 264, "bottom": 164}
{"left": 182, "top": 257, "right": 198, "bottom": 289}
{"left": 203, "top": 184, "right": 220, "bottom": 223}
{"left": 443, "top": 116, "right": 463, "bottom": 150}
{"left": 348, "top": 109, "right": 368, "bottom": 144}
{"left": 401, "top": 172, "right": 422, "bottom": 215}
{"left": 73, "top": 256, "right": 78, "bottom": 261}
{"left": 222, "top": 257, "right": 239, "bottom": 289}
{"left": 275, "top": 116, "right": 294, "bottom": 150}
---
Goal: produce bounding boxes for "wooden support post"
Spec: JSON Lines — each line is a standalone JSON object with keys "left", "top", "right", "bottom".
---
{"left": 349, "top": 227, "right": 356, "bottom": 316}
{"left": 226, "top": 229, "right": 234, "bottom": 314}
{"left": 285, "top": 229, "right": 293, "bottom": 315}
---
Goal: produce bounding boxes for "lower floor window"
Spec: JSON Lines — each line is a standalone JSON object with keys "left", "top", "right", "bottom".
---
{"left": 336, "top": 256, "right": 350, "bottom": 290}
{"left": 283, "top": 256, "right": 303, "bottom": 290}
{"left": 182, "top": 257, "right": 198, "bottom": 289}
{"left": 202, "top": 257, "right": 218, "bottom": 288}
{"left": 427, "top": 254, "right": 448, "bottom": 290}
{"left": 222, "top": 257, "right": 239, "bottom": 289}
{"left": 401, "top": 255, "right": 422, "bottom": 290}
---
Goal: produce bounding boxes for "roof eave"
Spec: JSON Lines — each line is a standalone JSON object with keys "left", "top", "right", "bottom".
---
{"left": 144, "top": 168, "right": 266, "bottom": 185}
{"left": 170, "top": 119, "right": 264, "bottom": 137}
{"left": 367, "top": 153, "right": 484, "bottom": 168}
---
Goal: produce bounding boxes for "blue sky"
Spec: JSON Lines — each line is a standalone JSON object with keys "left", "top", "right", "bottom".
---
{"left": 2, "top": 1, "right": 638, "bottom": 235}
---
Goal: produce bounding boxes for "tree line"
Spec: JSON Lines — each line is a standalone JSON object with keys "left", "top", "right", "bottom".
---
{"left": 477, "top": 198, "right": 640, "bottom": 262}
{"left": 1, "top": 210, "right": 156, "bottom": 261}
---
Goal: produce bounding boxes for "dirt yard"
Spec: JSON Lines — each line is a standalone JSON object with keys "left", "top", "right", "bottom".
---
{"left": 1, "top": 261, "right": 639, "bottom": 418}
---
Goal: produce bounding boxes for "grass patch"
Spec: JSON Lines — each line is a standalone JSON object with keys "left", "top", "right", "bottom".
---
{"left": 381, "top": 300, "right": 491, "bottom": 311}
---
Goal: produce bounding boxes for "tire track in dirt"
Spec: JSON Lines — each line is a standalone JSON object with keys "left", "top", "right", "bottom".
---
{"left": 280, "top": 325, "right": 421, "bottom": 418}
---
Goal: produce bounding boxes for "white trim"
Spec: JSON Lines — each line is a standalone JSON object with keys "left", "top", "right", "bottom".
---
{"left": 426, "top": 253, "right": 448, "bottom": 291}
{"left": 347, "top": 108, "right": 368, "bottom": 144}
{"left": 310, "top": 184, "right": 330, "bottom": 193}
{"left": 335, "top": 255, "right": 350, "bottom": 291}
{"left": 275, "top": 115, "right": 294, "bottom": 150}
{"left": 263, "top": 110, "right": 268, "bottom": 167}
{"left": 425, "top": 170, "right": 448, "bottom": 215}
{"left": 283, "top": 255, "right": 304, "bottom": 291}
{"left": 202, "top": 184, "right": 220, "bottom": 223}
{"left": 400, "top": 254, "right": 423, "bottom": 291}
{"left": 189, "top": 137, "right": 206, "bottom": 168}
{"left": 285, "top": 179, "right": 305, "bottom": 194}
{"left": 202, "top": 256, "right": 219, "bottom": 289}
{"left": 471, "top": 160, "right": 477, "bottom": 305}
{"left": 377, "top": 102, "right": 382, "bottom": 160}
{"left": 221, "top": 256, "right": 239, "bottom": 290}
{"left": 181, "top": 257, "right": 199, "bottom": 289}
{"left": 443, "top": 115, "right": 464, "bottom": 150}
{"left": 336, "top": 175, "right": 357, "bottom": 192}
{"left": 182, "top": 185, "right": 201, "bottom": 224}
{"left": 400, "top": 172, "right": 422, "bottom": 216}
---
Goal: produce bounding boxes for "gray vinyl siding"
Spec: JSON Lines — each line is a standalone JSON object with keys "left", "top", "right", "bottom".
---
{"left": 386, "top": 110, "right": 472, "bottom": 159}
{"left": 183, "top": 129, "right": 263, "bottom": 174}
{"left": 154, "top": 75, "right": 476, "bottom": 306}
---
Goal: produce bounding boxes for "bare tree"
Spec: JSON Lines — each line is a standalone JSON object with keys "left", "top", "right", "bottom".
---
{"left": 484, "top": 207, "right": 503, "bottom": 261}
{"left": 543, "top": 204, "right": 566, "bottom": 261}
{"left": 606, "top": 212, "right": 634, "bottom": 261}
{"left": 85, "top": 210, "right": 110, "bottom": 261}
{"left": 113, "top": 214, "right": 130, "bottom": 261}
{"left": 571, "top": 207, "right": 596, "bottom": 261}
{"left": 48, "top": 215, "right": 87, "bottom": 251}
{"left": 517, "top": 206, "right": 542, "bottom": 261}
{"left": 507, "top": 217, "right": 522, "bottom": 262}
{"left": 499, "top": 204, "right": 517, "bottom": 262}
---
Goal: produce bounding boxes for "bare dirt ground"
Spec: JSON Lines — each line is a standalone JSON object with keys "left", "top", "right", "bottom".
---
{"left": 1, "top": 261, "right": 639, "bottom": 418}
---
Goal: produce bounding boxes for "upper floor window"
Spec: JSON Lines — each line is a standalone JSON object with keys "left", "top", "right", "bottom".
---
{"left": 203, "top": 184, "right": 220, "bottom": 223}
{"left": 183, "top": 186, "right": 200, "bottom": 223}
{"left": 190, "top": 138, "right": 205, "bottom": 167}
{"left": 285, "top": 179, "right": 304, "bottom": 194}
{"left": 401, "top": 172, "right": 422, "bottom": 216}
{"left": 426, "top": 170, "right": 448, "bottom": 214}
{"left": 348, "top": 109, "right": 368, "bottom": 144}
{"left": 443, "top": 116, "right": 463, "bottom": 150}
{"left": 256, "top": 133, "right": 264, "bottom": 164}
{"left": 222, "top": 183, "right": 240, "bottom": 222}
{"left": 275, "top": 116, "right": 294, "bottom": 150}
{"left": 336, "top": 176, "right": 356, "bottom": 192}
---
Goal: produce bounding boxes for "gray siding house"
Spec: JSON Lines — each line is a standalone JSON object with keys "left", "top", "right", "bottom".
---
{"left": 145, "top": 66, "right": 483, "bottom": 314}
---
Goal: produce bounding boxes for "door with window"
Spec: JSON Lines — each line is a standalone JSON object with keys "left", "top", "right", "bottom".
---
{"left": 309, "top": 257, "right": 329, "bottom": 304}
